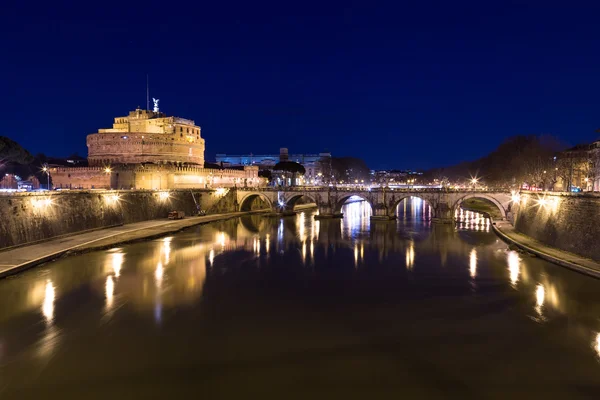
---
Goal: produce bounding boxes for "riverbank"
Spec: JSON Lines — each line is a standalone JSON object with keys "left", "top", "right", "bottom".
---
{"left": 0, "top": 211, "right": 262, "bottom": 279}
{"left": 492, "top": 220, "right": 600, "bottom": 279}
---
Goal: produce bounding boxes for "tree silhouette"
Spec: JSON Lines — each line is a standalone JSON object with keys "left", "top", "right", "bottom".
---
{"left": 274, "top": 161, "right": 306, "bottom": 186}
{"left": 0, "top": 137, "right": 34, "bottom": 165}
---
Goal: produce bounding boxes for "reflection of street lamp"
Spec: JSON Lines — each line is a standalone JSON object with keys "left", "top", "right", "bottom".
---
{"left": 42, "top": 165, "right": 50, "bottom": 190}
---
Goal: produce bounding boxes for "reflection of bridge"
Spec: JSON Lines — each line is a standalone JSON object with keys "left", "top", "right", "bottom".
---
{"left": 236, "top": 187, "right": 513, "bottom": 223}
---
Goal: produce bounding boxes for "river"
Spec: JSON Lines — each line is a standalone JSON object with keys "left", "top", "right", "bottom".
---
{"left": 1, "top": 197, "right": 600, "bottom": 398}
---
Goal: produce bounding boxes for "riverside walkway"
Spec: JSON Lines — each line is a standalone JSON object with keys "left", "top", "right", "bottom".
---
{"left": 493, "top": 220, "right": 600, "bottom": 279}
{"left": 0, "top": 211, "right": 251, "bottom": 278}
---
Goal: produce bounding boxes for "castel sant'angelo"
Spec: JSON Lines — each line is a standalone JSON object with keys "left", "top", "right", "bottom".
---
{"left": 51, "top": 106, "right": 262, "bottom": 190}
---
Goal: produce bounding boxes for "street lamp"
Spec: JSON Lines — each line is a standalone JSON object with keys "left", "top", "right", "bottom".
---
{"left": 42, "top": 165, "right": 50, "bottom": 190}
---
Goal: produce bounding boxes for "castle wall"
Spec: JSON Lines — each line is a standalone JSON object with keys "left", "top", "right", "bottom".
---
{"left": 87, "top": 133, "right": 205, "bottom": 166}
{"left": 50, "top": 166, "right": 263, "bottom": 190}
{"left": 51, "top": 167, "right": 111, "bottom": 189}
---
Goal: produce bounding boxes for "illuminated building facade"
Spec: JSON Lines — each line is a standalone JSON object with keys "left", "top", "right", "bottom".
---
{"left": 51, "top": 108, "right": 263, "bottom": 189}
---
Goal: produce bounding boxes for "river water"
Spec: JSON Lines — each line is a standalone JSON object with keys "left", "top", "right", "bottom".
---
{"left": 1, "top": 198, "right": 600, "bottom": 398}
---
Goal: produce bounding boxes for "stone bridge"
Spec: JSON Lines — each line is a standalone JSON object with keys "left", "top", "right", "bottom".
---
{"left": 235, "top": 187, "right": 513, "bottom": 223}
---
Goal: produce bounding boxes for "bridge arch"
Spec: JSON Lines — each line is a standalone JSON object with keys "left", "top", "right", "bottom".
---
{"left": 239, "top": 192, "right": 274, "bottom": 212}
{"left": 453, "top": 194, "right": 507, "bottom": 220}
{"left": 283, "top": 193, "right": 317, "bottom": 211}
{"left": 334, "top": 193, "right": 373, "bottom": 213}
{"left": 390, "top": 195, "right": 433, "bottom": 220}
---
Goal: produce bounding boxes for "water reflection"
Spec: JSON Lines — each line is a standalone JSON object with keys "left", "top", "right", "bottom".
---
{"left": 105, "top": 275, "right": 114, "bottom": 311}
{"left": 535, "top": 283, "right": 545, "bottom": 317}
{"left": 42, "top": 280, "right": 55, "bottom": 324}
{"left": 469, "top": 248, "right": 477, "bottom": 278}
{"left": 342, "top": 199, "right": 371, "bottom": 239}
{"left": 508, "top": 251, "right": 520, "bottom": 286}
{"left": 396, "top": 196, "right": 431, "bottom": 220}
{"left": 456, "top": 209, "right": 491, "bottom": 232}
{"left": 406, "top": 240, "right": 415, "bottom": 270}
{"left": 4, "top": 196, "right": 600, "bottom": 387}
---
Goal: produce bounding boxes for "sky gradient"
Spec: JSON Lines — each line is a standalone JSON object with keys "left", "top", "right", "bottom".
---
{"left": 2, "top": 0, "right": 600, "bottom": 170}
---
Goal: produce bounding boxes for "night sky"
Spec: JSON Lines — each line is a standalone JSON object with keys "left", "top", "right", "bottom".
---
{"left": 2, "top": 1, "right": 600, "bottom": 170}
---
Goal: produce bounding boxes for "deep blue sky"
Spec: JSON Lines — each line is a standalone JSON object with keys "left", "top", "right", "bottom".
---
{"left": 2, "top": 0, "right": 600, "bottom": 170}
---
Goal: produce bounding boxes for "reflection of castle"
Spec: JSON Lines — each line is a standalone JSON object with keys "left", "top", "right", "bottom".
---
{"left": 51, "top": 107, "right": 263, "bottom": 190}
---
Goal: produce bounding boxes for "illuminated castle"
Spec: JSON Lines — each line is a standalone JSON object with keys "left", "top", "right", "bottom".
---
{"left": 87, "top": 108, "right": 205, "bottom": 166}
{"left": 51, "top": 107, "right": 261, "bottom": 190}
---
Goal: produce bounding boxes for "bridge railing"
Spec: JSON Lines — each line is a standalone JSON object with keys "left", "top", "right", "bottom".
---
{"left": 236, "top": 186, "right": 510, "bottom": 193}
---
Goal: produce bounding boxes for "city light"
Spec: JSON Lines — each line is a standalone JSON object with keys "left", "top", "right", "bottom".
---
{"left": 104, "top": 167, "right": 112, "bottom": 174}
{"left": 31, "top": 197, "right": 54, "bottom": 209}
{"left": 215, "top": 187, "right": 227, "bottom": 196}
{"left": 104, "top": 193, "right": 121, "bottom": 205}
{"left": 158, "top": 191, "right": 170, "bottom": 201}
{"left": 510, "top": 191, "right": 520, "bottom": 204}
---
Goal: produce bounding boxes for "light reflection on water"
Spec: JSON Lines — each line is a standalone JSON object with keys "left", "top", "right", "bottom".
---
{"left": 2, "top": 197, "right": 600, "bottom": 394}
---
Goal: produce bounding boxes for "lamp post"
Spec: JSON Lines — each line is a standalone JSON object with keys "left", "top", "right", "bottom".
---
{"left": 42, "top": 165, "right": 50, "bottom": 190}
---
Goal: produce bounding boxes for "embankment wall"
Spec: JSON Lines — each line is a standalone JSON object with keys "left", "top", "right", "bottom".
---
{"left": 513, "top": 191, "right": 600, "bottom": 261}
{"left": 0, "top": 189, "right": 256, "bottom": 248}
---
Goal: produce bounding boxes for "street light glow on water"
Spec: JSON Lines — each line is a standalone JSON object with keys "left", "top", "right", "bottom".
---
{"left": 1, "top": 198, "right": 600, "bottom": 397}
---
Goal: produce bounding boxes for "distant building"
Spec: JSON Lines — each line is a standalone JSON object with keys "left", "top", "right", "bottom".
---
{"left": 371, "top": 169, "right": 422, "bottom": 184}
{"left": 555, "top": 140, "right": 600, "bottom": 192}
{"left": 0, "top": 174, "right": 19, "bottom": 190}
{"left": 216, "top": 148, "right": 331, "bottom": 182}
{"left": 18, "top": 176, "right": 40, "bottom": 191}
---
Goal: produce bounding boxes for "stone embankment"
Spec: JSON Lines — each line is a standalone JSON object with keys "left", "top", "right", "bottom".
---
{"left": 0, "top": 211, "right": 258, "bottom": 279}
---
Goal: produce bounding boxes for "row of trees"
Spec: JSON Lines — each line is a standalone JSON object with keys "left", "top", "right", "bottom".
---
{"left": 425, "top": 135, "right": 572, "bottom": 190}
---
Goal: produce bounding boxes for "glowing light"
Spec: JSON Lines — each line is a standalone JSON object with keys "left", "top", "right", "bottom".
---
{"left": 155, "top": 261, "right": 164, "bottom": 284}
{"left": 265, "top": 234, "right": 270, "bottom": 254}
{"left": 104, "top": 193, "right": 120, "bottom": 205}
{"left": 42, "top": 280, "right": 55, "bottom": 323}
{"left": 536, "top": 197, "right": 547, "bottom": 207}
{"left": 215, "top": 187, "right": 227, "bottom": 196}
{"left": 158, "top": 191, "right": 170, "bottom": 201}
{"left": 354, "top": 244, "right": 359, "bottom": 266}
{"left": 112, "top": 252, "right": 123, "bottom": 277}
{"left": 536, "top": 284, "right": 545, "bottom": 315}
{"left": 406, "top": 241, "right": 415, "bottom": 269}
{"left": 104, "top": 167, "right": 112, "bottom": 174}
{"left": 594, "top": 333, "right": 600, "bottom": 358}
{"left": 310, "top": 240, "right": 314, "bottom": 259}
{"left": 302, "top": 241, "right": 307, "bottom": 264}
{"left": 105, "top": 275, "right": 114, "bottom": 310}
{"left": 507, "top": 251, "right": 520, "bottom": 286}
{"left": 163, "top": 237, "right": 172, "bottom": 264}
{"left": 218, "top": 232, "right": 225, "bottom": 248}
{"left": 469, "top": 248, "right": 477, "bottom": 278}
{"left": 511, "top": 192, "right": 521, "bottom": 204}
{"left": 31, "top": 197, "right": 54, "bottom": 209}
{"left": 208, "top": 249, "right": 215, "bottom": 265}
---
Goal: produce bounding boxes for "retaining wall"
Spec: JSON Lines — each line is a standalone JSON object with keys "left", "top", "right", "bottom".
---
{"left": 513, "top": 191, "right": 600, "bottom": 261}
{"left": 0, "top": 189, "right": 242, "bottom": 248}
